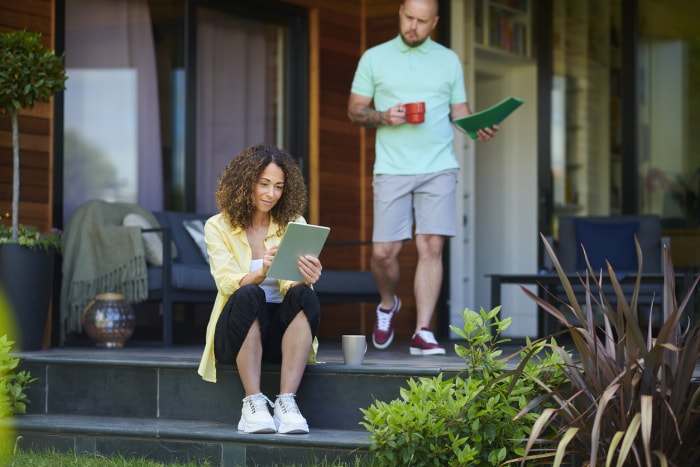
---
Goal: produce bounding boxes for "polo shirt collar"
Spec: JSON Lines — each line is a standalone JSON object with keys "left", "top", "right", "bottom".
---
{"left": 393, "top": 34, "right": 432, "bottom": 54}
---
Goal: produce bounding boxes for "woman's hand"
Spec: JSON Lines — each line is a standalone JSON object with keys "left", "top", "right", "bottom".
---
{"left": 261, "top": 245, "right": 279, "bottom": 276}
{"left": 297, "top": 255, "right": 322, "bottom": 286}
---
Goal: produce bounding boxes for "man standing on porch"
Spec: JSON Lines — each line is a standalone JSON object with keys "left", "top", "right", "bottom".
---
{"left": 347, "top": 0, "right": 497, "bottom": 355}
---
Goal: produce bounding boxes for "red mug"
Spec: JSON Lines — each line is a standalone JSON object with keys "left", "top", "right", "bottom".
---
{"left": 404, "top": 102, "right": 425, "bottom": 124}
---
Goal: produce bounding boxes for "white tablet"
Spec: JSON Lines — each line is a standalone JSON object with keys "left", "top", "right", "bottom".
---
{"left": 266, "top": 222, "right": 331, "bottom": 282}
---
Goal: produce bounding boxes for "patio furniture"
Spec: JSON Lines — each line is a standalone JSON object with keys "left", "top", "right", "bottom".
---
{"left": 61, "top": 202, "right": 379, "bottom": 346}
{"left": 146, "top": 211, "right": 379, "bottom": 346}
{"left": 488, "top": 215, "right": 682, "bottom": 337}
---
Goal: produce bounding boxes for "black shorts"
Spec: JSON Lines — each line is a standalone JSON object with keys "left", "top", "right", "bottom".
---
{"left": 213, "top": 283, "right": 320, "bottom": 364}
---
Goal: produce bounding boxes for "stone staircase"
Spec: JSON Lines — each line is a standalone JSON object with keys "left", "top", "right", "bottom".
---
{"left": 9, "top": 342, "right": 468, "bottom": 466}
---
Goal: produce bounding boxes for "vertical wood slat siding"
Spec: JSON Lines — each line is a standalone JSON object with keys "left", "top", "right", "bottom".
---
{"left": 314, "top": 1, "right": 426, "bottom": 340}
{"left": 0, "top": 0, "right": 55, "bottom": 232}
{"left": 314, "top": 5, "right": 371, "bottom": 336}
{"left": 0, "top": 0, "right": 430, "bottom": 340}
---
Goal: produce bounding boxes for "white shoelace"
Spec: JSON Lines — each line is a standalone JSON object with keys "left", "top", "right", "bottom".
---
{"left": 415, "top": 329, "right": 438, "bottom": 344}
{"left": 376, "top": 297, "right": 398, "bottom": 331}
{"left": 375, "top": 309, "right": 394, "bottom": 331}
{"left": 276, "top": 393, "right": 301, "bottom": 415}
{"left": 243, "top": 393, "right": 272, "bottom": 414}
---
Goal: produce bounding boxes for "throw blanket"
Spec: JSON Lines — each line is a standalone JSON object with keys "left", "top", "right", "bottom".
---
{"left": 60, "top": 200, "right": 160, "bottom": 336}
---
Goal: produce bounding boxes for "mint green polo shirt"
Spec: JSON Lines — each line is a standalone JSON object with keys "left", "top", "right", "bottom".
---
{"left": 350, "top": 35, "right": 467, "bottom": 175}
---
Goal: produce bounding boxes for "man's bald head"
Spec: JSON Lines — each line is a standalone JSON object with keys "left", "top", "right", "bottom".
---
{"left": 403, "top": 0, "right": 438, "bottom": 17}
{"left": 399, "top": 0, "right": 439, "bottom": 47}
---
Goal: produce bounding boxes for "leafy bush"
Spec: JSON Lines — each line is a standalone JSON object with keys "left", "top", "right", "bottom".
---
{"left": 0, "top": 223, "right": 62, "bottom": 252}
{"left": 0, "top": 29, "right": 67, "bottom": 244}
{"left": 0, "top": 334, "right": 36, "bottom": 417}
{"left": 514, "top": 235, "right": 700, "bottom": 466}
{"left": 361, "top": 307, "right": 567, "bottom": 466}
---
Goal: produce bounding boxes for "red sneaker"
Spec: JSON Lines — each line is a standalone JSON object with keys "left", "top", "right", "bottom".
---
{"left": 410, "top": 328, "right": 445, "bottom": 355}
{"left": 372, "top": 296, "right": 401, "bottom": 349}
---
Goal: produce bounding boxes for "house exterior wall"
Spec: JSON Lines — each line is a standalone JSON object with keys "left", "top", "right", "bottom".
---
{"left": 0, "top": 0, "right": 427, "bottom": 341}
{"left": 0, "top": 0, "right": 57, "bottom": 233}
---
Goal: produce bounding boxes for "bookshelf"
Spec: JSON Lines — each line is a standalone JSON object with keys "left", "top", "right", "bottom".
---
{"left": 474, "top": 0, "right": 531, "bottom": 59}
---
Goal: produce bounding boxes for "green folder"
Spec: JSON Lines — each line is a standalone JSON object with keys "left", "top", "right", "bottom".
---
{"left": 452, "top": 97, "right": 524, "bottom": 139}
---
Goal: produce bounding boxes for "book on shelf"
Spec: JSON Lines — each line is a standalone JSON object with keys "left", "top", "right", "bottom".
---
{"left": 452, "top": 96, "right": 524, "bottom": 139}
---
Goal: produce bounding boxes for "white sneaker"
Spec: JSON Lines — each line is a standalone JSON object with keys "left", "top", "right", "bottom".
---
{"left": 274, "top": 393, "right": 309, "bottom": 434}
{"left": 238, "top": 393, "right": 275, "bottom": 434}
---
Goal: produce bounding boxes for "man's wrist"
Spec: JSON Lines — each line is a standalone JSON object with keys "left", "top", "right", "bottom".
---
{"left": 375, "top": 110, "right": 385, "bottom": 126}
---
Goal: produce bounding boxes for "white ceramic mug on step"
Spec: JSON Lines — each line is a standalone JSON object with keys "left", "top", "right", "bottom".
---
{"left": 342, "top": 335, "right": 367, "bottom": 365}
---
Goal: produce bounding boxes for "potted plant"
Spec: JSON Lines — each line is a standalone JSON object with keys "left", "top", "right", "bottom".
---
{"left": 0, "top": 30, "right": 67, "bottom": 350}
{"left": 512, "top": 235, "right": 700, "bottom": 465}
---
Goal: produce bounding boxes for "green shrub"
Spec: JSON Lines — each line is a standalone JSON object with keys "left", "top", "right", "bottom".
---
{"left": 0, "top": 335, "right": 36, "bottom": 418}
{"left": 361, "top": 307, "right": 567, "bottom": 466}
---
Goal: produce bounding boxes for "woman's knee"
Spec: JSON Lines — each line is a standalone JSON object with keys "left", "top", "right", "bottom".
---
{"left": 222, "top": 285, "right": 268, "bottom": 330}
{"left": 286, "top": 285, "right": 321, "bottom": 331}
{"left": 237, "top": 283, "right": 266, "bottom": 300}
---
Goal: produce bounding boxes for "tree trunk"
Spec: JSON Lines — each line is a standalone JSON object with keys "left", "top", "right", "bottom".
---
{"left": 11, "top": 110, "right": 19, "bottom": 242}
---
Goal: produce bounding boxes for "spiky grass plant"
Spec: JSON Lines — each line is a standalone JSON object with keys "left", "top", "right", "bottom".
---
{"left": 513, "top": 234, "right": 700, "bottom": 466}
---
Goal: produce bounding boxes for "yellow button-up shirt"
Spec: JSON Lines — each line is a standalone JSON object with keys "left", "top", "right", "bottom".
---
{"left": 197, "top": 213, "right": 304, "bottom": 383}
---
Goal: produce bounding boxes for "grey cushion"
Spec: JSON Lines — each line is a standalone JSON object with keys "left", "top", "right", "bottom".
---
{"left": 152, "top": 211, "right": 213, "bottom": 266}
{"left": 182, "top": 219, "right": 209, "bottom": 264}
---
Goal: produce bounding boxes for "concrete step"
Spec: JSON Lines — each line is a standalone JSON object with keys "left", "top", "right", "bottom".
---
{"left": 11, "top": 341, "right": 470, "bottom": 465}
{"left": 9, "top": 414, "right": 369, "bottom": 465}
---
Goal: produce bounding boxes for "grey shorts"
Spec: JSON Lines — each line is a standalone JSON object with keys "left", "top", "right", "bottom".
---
{"left": 372, "top": 169, "right": 458, "bottom": 242}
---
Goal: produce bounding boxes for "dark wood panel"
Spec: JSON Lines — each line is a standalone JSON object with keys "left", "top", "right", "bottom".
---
{"left": 0, "top": 201, "right": 51, "bottom": 228}
{"left": 0, "top": 182, "right": 49, "bottom": 203}
{"left": 0, "top": 0, "right": 52, "bottom": 16}
{"left": 0, "top": 11, "right": 52, "bottom": 37}
{"left": 284, "top": 0, "right": 359, "bottom": 16}
{"left": 318, "top": 303, "right": 372, "bottom": 337}
{"left": 0, "top": 0, "right": 55, "bottom": 234}
{"left": 319, "top": 14, "right": 359, "bottom": 45}
{"left": 319, "top": 53, "right": 357, "bottom": 93}
{"left": 319, "top": 88, "right": 353, "bottom": 109}
{"left": 366, "top": 15, "right": 397, "bottom": 47}
{"left": 319, "top": 130, "right": 357, "bottom": 150}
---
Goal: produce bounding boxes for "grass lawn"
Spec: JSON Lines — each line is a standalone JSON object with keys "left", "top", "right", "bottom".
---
{"left": 1, "top": 446, "right": 365, "bottom": 466}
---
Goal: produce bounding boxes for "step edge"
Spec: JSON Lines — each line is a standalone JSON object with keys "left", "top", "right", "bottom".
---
{"left": 7, "top": 414, "right": 371, "bottom": 449}
{"left": 19, "top": 354, "right": 462, "bottom": 376}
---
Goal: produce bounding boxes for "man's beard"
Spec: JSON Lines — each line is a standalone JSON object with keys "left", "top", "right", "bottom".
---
{"left": 400, "top": 32, "right": 427, "bottom": 48}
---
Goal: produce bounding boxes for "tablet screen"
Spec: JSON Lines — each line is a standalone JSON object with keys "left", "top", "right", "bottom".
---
{"left": 266, "top": 222, "right": 330, "bottom": 281}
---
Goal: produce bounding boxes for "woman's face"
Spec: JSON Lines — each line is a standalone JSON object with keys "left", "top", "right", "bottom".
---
{"left": 253, "top": 162, "right": 285, "bottom": 214}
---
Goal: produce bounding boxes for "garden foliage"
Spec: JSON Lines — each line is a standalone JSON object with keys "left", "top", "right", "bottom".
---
{"left": 514, "top": 234, "right": 700, "bottom": 466}
{"left": 361, "top": 307, "right": 566, "bottom": 466}
{"left": 0, "top": 335, "right": 36, "bottom": 418}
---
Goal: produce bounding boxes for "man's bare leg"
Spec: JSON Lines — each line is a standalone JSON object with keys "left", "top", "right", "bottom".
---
{"left": 370, "top": 240, "right": 403, "bottom": 349}
{"left": 371, "top": 240, "right": 403, "bottom": 309}
{"left": 413, "top": 234, "right": 444, "bottom": 333}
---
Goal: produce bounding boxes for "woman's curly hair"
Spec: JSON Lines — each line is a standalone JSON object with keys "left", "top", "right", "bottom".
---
{"left": 216, "top": 143, "right": 308, "bottom": 236}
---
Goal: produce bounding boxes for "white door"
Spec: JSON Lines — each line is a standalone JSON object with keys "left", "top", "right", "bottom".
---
{"left": 448, "top": 0, "right": 540, "bottom": 338}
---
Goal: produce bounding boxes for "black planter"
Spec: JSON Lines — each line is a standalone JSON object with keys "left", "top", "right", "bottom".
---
{"left": 0, "top": 243, "right": 55, "bottom": 351}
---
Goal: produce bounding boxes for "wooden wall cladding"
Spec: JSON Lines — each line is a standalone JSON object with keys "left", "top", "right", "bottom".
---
{"left": 313, "top": 0, "right": 427, "bottom": 341}
{"left": 0, "top": 0, "right": 432, "bottom": 340}
{"left": 317, "top": 7, "right": 365, "bottom": 269}
{"left": 0, "top": 0, "right": 56, "bottom": 232}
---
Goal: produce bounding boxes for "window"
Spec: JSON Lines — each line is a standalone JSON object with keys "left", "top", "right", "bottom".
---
{"left": 637, "top": 2, "right": 700, "bottom": 229}
{"left": 62, "top": 0, "right": 307, "bottom": 221}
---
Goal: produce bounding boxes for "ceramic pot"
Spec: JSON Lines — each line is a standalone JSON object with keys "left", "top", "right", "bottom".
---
{"left": 82, "top": 293, "right": 135, "bottom": 348}
{"left": 0, "top": 243, "right": 55, "bottom": 351}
